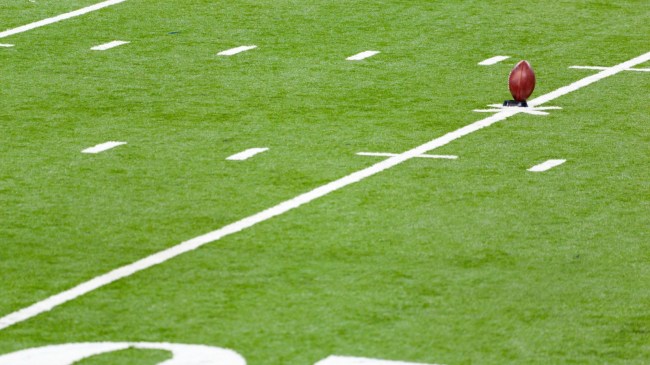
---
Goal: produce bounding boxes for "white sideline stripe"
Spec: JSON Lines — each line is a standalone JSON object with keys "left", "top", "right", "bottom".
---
{"left": 315, "top": 356, "right": 443, "bottom": 365}
{"left": 570, "top": 65, "right": 650, "bottom": 72}
{"left": 81, "top": 141, "right": 127, "bottom": 154}
{"left": 0, "top": 0, "right": 127, "bottom": 39}
{"left": 0, "top": 44, "right": 14, "bottom": 48}
{"left": 528, "top": 159, "right": 566, "bottom": 172}
{"left": 346, "top": 51, "right": 380, "bottom": 61}
{"left": 1, "top": 50, "right": 649, "bottom": 332}
{"left": 217, "top": 45, "right": 257, "bottom": 56}
{"left": 478, "top": 55, "right": 510, "bottom": 65}
{"left": 357, "top": 152, "right": 458, "bottom": 160}
{"left": 91, "top": 40, "right": 129, "bottom": 51}
{"left": 226, "top": 148, "right": 268, "bottom": 161}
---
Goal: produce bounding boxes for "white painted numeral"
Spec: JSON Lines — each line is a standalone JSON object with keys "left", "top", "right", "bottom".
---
{"left": 0, "top": 343, "right": 245, "bottom": 365}
{"left": 0, "top": 343, "right": 443, "bottom": 365}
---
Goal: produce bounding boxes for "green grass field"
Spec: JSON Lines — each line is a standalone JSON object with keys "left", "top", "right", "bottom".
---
{"left": 1, "top": 1, "right": 649, "bottom": 364}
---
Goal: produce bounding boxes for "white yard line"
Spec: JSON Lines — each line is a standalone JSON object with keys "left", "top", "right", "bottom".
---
{"left": 1, "top": 50, "right": 649, "bottom": 332}
{"left": 217, "top": 45, "right": 257, "bottom": 56}
{"left": 570, "top": 65, "right": 650, "bottom": 72}
{"left": 357, "top": 152, "right": 458, "bottom": 160}
{"left": 0, "top": 44, "right": 14, "bottom": 47}
{"left": 528, "top": 159, "right": 566, "bottom": 172}
{"left": 0, "top": 0, "right": 128, "bottom": 39}
{"left": 346, "top": 51, "right": 380, "bottom": 61}
{"left": 82, "top": 141, "right": 126, "bottom": 154}
{"left": 226, "top": 148, "right": 268, "bottom": 161}
{"left": 478, "top": 55, "right": 510, "bottom": 65}
{"left": 528, "top": 51, "right": 650, "bottom": 107}
{"left": 91, "top": 40, "right": 129, "bottom": 51}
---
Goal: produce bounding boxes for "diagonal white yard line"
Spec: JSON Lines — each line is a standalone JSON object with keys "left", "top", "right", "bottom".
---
{"left": 82, "top": 141, "right": 127, "bottom": 154}
{"left": 478, "top": 55, "right": 510, "bottom": 65}
{"left": 1, "top": 50, "right": 649, "bottom": 332}
{"left": 570, "top": 65, "right": 650, "bottom": 72}
{"left": 528, "top": 159, "right": 566, "bottom": 172}
{"left": 217, "top": 45, "right": 257, "bottom": 56}
{"left": 529, "top": 51, "right": 650, "bottom": 106}
{"left": 346, "top": 51, "right": 380, "bottom": 61}
{"left": 91, "top": 40, "right": 129, "bottom": 51}
{"left": 226, "top": 148, "right": 269, "bottom": 161}
{"left": 0, "top": 0, "right": 127, "bottom": 39}
{"left": 357, "top": 152, "right": 458, "bottom": 160}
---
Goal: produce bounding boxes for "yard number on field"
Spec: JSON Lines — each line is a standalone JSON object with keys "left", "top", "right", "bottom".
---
{"left": 0, "top": 342, "right": 443, "bottom": 365}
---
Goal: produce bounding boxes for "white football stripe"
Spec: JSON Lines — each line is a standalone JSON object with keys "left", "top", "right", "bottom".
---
{"left": 478, "top": 55, "right": 510, "bottom": 65}
{"left": 357, "top": 152, "right": 457, "bottom": 159}
{"left": 0, "top": 0, "right": 128, "bottom": 39}
{"left": 528, "top": 159, "right": 566, "bottom": 172}
{"left": 82, "top": 141, "right": 127, "bottom": 154}
{"left": 226, "top": 148, "right": 268, "bottom": 161}
{"left": 217, "top": 45, "right": 257, "bottom": 56}
{"left": 346, "top": 51, "right": 380, "bottom": 61}
{"left": 570, "top": 65, "right": 650, "bottom": 72}
{"left": 91, "top": 40, "right": 129, "bottom": 51}
{"left": 0, "top": 44, "right": 14, "bottom": 48}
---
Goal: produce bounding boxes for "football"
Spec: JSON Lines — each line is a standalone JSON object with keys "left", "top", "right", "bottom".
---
{"left": 508, "top": 60, "right": 536, "bottom": 102}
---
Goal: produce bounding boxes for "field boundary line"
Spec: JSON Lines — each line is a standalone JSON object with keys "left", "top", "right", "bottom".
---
{"left": 1, "top": 50, "right": 649, "bottom": 331}
{"left": 0, "top": 0, "right": 127, "bottom": 39}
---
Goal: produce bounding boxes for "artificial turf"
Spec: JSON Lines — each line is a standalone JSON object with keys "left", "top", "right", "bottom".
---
{"left": 1, "top": 1, "right": 649, "bottom": 364}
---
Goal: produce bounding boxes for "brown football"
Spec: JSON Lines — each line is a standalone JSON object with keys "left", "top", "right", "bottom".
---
{"left": 508, "top": 60, "right": 536, "bottom": 102}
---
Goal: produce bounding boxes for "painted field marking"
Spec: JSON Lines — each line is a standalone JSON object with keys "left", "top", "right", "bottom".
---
{"left": 478, "top": 55, "right": 510, "bottom": 65}
{"left": 0, "top": 345, "right": 436, "bottom": 365}
{"left": 91, "top": 40, "right": 129, "bottom": 51}
{"left": 357, "top": 152, "right": 458, "bottom": 160}
{"left": 0, "top": 342, "right": 245, "bottom": 365}
{"left": 346, "top": 51, "right": 380, "bottom": 61}
{"left": 1, "top": 50, "right": 649, "bottom": 332}
{"left": 528, "top": 159, "right": 566, "bottom": 172}
{"left": 0, "top": 0, "right": 127, "bottom": 39}
{"left": 217, "top": 45, "right": 257, "bottom": 56}
{"left": 226, "top": 148, "right": 269, "bottom": 161}
{"left": 474, "top": 104, "right": 562, "bottom": 116}
{"left": 81, "top": 141, "right": 127, "bottom": 154}
{"left": 0, "top": 44, "right": 14, "bottom": 48}
{"left": 570, "top": 65, "right": 650, "bottom": 72}
{"left": 315, "top": 356, "right": 443, "bottom": 365}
